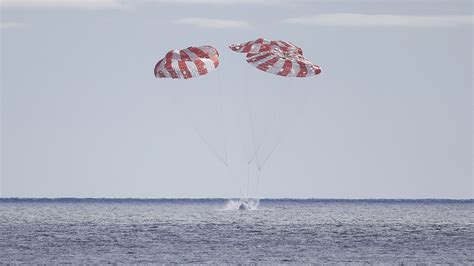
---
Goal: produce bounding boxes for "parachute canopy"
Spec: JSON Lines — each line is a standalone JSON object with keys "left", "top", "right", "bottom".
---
{"left": 229, "top": 38, "right": 303, "bottom": 57}
{"left": 229, "top": 38, "right": 321, "bottom": 77}
{"left": 154, "top": 45, "right": 219, "bottom": 79}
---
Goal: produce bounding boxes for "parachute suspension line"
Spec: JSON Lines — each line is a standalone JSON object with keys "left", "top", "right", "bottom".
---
{"left": 252, "top": 81, "right": 267, "bottom": 199}
{"left": 260, "top": 77, "right": 293, "bottom": 170}
{"left": 247, "top": 160, "right": 251, "bottom": 198}
{"left": 255, "top": 151, "right": 262, "bottom": 200}
{"left": 190, "top": 120, "right": 229, "bottom": 168}
{"left": 216, "top": 70, "right": 228, "bottom": 164}
{"left": 216, "top": 71, "right": 242, "bottom": 198}
{"left": 225, "top": 158, "right": 243, "bottom": 199}
{"left": 184, "top": 83, "right": 230, "bottom": 174}
{"left": 240, "top": 63, "right": 258, "bottom": 198}
{"left": 175, "top": 85, "right": 237, "bottom": 198}
{"left": 242, "top": 64, "right": 257, "bottom": 164}
{"left": 263, "top": 77, "right": 292, "bottom": 171}
{"left": 251, "top": 99, "right": 264, "bottom": 199}
{"left": 174, "top": 86, "right": 225, "bottom": 166}
{"left": 190, "top": 115, "right": 243, "bottom": 198}
{"left": 243, "top": 72, "right": 261, "bottom": 198}
{"left": 260, "top": 134, "right": 282, "bottom": 170}
{"left": 246, "top": 150, "right": 256, "bottom": 198}
{"left": 252, "top": 94, "right": 270, "bottom": 171}
{"left": 255, "top": 76, "right": 295, "bottom": 196}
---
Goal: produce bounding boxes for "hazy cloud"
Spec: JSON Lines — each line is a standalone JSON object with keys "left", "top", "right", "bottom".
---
{"left": 1, "top": 0, "right": 124, "bottom": 9}
{"left": 0, "top": 0, "right": 289, "bottom": 9}
{"left": 174, "top": 17, "right": 250, "bottom": 29}
{"left": 284, "top": 13, "right": 474, "bottom": 27}
{"left": 0, "top": 22, "right": 28, "bottom": 29}
{"left": 146, "top": 0, "right": 272, "bottom": 5}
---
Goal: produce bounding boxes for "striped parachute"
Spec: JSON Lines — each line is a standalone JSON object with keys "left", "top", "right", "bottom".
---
{"left": 229, "top": 38, "right": 321, "bottom": 77}
{"left": 154, "top": 45, "right": 219, "bottom": 79}
{"left": 229, "top": 38, "right": 303, "bottom": 57}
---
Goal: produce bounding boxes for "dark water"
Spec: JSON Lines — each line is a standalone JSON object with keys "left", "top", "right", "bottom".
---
{"left": 0, "top": 199, "right": 472, "bottom": 264}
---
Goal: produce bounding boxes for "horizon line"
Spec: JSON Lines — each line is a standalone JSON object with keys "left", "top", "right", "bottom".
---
{"left": 0, "top": 197, "right": 472, "bottom": 201}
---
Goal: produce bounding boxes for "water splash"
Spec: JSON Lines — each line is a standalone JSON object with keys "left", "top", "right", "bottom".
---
{"left": 222, "top": 198, "right": 260, "bottom": 211}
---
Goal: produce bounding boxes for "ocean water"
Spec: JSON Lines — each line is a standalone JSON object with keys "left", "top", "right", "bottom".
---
{"left": 0, "top": 199, "right": 472, "bottom": 264}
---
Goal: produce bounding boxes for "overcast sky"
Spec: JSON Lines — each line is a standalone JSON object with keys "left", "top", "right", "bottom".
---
{"left": 1, "top": 0, "right": 472, "bottom": 198}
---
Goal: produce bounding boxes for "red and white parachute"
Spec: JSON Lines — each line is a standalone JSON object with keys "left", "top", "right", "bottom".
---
{"left": 229, "top": 38, "right": 321, "bottom": 77}
{"left": 229, "top": 38, "right": 303, "bottom": 57}
{"left": 154, "top": 45, "right": 219, "bottom": 79}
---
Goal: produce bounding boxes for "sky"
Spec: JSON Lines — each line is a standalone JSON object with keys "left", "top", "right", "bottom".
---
{"left": 0, "top": 0, "right": 472, "bottom": 199}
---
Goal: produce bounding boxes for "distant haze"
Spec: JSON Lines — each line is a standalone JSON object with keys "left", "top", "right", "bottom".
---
{"left": 1, "top": 0, "right": 472, "bottom": 198}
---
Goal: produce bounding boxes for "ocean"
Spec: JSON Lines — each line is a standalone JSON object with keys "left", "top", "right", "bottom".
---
{"left": 0, "top": 198, "right": 472, "bottom": 264}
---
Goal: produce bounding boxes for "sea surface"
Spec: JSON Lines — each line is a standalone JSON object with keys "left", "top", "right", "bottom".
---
{"left": 0, "top": 198, "right": 472, "bottom": 264}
